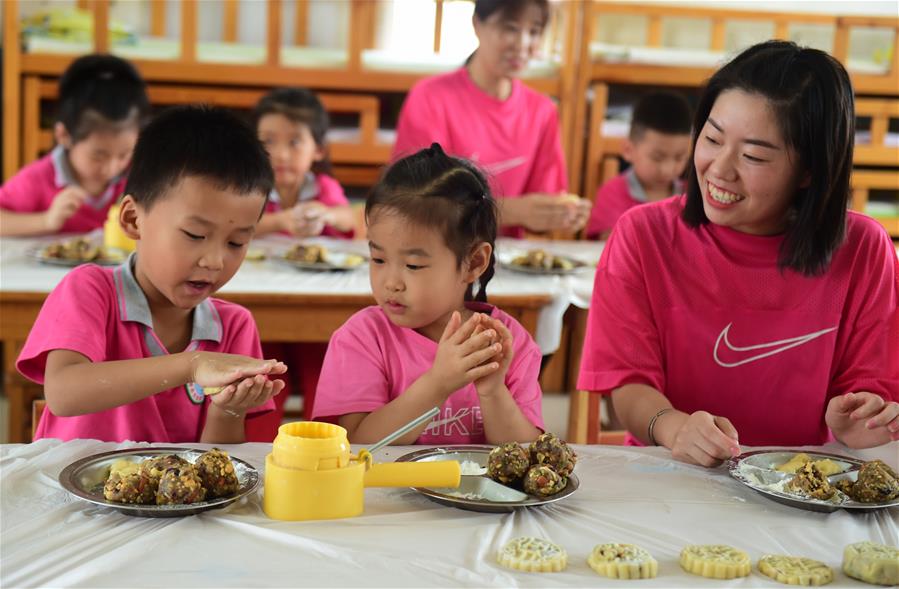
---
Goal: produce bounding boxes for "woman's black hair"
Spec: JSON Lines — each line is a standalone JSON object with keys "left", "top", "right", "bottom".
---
{"left": 474, "top": 0, "right": 550, "bottom": 28}
{"left": 366, "top": 143, "right": 498, "bottom": 302}
{"left": 683, "top": 40, "right": 855, "bottom": 276}
{"left": 57, "top": 54, "right": 149, "bottom": 142}
{"left": 253, "top": 87, "right": 331, "bottom": 174}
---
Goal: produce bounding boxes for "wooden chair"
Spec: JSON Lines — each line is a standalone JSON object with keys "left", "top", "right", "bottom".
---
{"left": 567, "top": 390, "right": 626, "bottom": 445}
{"left": 31, "top": 399, "right": 46, "bottom": 441}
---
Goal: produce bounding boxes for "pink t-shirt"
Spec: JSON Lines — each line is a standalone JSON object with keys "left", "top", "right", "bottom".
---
{"left": 313, "top": 303, "right": 545, "bottom": 444}
{"left": 577, "top": 196, "right": 899, "bottom": 447}
{"left": 0, "top": 146, "right": 127, "bottom": 234}
{"left": 264, "top": 172, "right": 353, "bottom": 239}
{"left": 586, "top": 169, "right": 684, "bottom": 239}
{"left": 18, "top": 259, "right": 274, "bottom": 442}
{"left": 393, "top": 68, "right": 567, "bottom": 238}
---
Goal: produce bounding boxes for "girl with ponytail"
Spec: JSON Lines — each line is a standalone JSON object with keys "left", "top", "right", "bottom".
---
{"left": 312, "top": 144, "right": 544, "bottom": 445}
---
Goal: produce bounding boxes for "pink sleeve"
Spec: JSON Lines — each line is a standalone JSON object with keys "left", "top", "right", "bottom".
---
{"left": 17, "top": 266, "right": 114, "bottom": 383}
{"left": 828, "top": 226, "right": 899, "bottom": 402}
{"left": 586, "top": 175, "right": 630, "bottom": 239}
{"left": 576, "top": 212, "right": 665, "bottom": 395}
{"left": 312, "top": 314, "right": 390, "bottom": 419}
{"left": 217, "top": 304, "right": 275, "bottom": 416}
{"left": 392, "top": 83, "right": 447, "bottom": 162}
{"left": 316, "top": 174, "right": 354, "bottom": 239}
{"left": 0, "top": 163, "right": 48, "bottom": 213}
{"left": 503, "top": 319, "right": 545, "bottom": 430}
{"left": 522, "top": 104, "right": 567, "bottom": 195}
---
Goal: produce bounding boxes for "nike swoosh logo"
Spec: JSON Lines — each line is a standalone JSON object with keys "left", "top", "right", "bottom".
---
{"left": 713, "top": 322, "right": 837, "bottom": 368}
{"left": 477, "top": 156, "right": 527, "bottom": 176}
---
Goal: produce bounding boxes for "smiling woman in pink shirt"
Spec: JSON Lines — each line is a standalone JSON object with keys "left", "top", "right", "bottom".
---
{"left": 578, "top": 41, "right": 899, "bottom": 467}
{"left": 392, "top": 0, "right": 590, "bottom": 238}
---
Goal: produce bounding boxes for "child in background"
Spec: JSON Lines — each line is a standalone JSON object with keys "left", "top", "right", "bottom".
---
{"left": 18, "top": 106, "right": 287, "bottom": 443}
{"left": 246, "top": 88, "right": 353, "bottom": 441}
{"left": 585, "top": 91, "right": 693, "bottom": 240}
{"left": 253, "top": 88, "right": 354, "bottom": 238}
{"left": 0, "top": 54, "right": 148, "bottom": 236}
{"left": 313, "top": 143, "right": 544, "bottom": 445}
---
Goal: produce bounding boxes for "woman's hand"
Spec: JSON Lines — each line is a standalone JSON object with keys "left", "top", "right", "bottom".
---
{"left": 668, "top": 410, "right": 741, "bottom": 468}
{"left": 826, "top": 391, "right": 899, "bottom": 448}
{"left": 503, "top": 194, "right": 591, "bottom": 233}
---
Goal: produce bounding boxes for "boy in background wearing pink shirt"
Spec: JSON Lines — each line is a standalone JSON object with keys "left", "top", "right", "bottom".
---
{"left": 393, "top": 0, "right": 590, "bottom": 237}
{"left": 0, "top": 54, "right": 148, "bottom": 236}
{"left": 578, "top": 41, "right": 899, "bottom": 466}
{"left": 313, "top": 144, "right": 544, "bottom": 445}
{"left": 18, "top": 106, "right": 287, "bottom": 443}
{"left": 246, "top": 88, "right": 355, "bottom": 441}
{"left": 585, "top": 91, "right": 693, "bottom": 240}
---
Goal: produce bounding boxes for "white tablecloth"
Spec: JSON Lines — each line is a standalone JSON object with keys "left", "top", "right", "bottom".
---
{"left": 0, "top": 234, "right": 603, "bottom": 355}
{"left": 2, "top": 440, "right": 896, "bottom": 588}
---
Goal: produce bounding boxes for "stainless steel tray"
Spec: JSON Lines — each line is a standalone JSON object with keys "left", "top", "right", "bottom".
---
{"left": 395, "top": 445, "right": 578, "bottom": 513}
{"left": 58, "top": 447, "right": 259, "bottom": 517}
{"left": 727, "top": 449, "right": 899, "bottom": 513}
{"left": 30, "top": 245, "right": 127, "bottom": 267}
{"left": 277, "top": 251, "right": 366, "bottom": 272}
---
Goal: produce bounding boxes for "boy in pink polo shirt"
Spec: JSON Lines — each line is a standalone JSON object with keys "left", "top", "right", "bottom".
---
{"left": 392, "top": 0, "right": 590, "bottom": 238}
{"left": 18, "top": 106, "right": 287, "bottom": 443}
{"left": 578, "top": 42, "right": 899, "bottom": 466}
{"left": 314, "top": 144, "right": 544, "bottom": 445}
{"left": 585, "top": 91, "right": 693, "bottom": 240}
{"left": 0, "top": 54, "right": 148, "bottom": 236}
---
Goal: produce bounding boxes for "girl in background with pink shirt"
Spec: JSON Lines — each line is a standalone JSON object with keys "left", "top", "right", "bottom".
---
{"left": 578, "top": 41, "right": 899, "bottom": 467}
{"left": 313, "top": 144, "right": 544, "bottom": 445}
{"left": 253, "top": 88, "right": 354, "bottom": 238}
{"left": 246, "top": 88, "right": 355, "bottom": 441}
{"left": 0, "top": 54, "right": 148, "bottom": 236}
{"left": 393, "top": 0, "right": 590, "bottom": 237}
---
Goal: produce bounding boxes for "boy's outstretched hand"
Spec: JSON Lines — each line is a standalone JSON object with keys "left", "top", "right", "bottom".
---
{"left": 826, "top": 391, "right": 899, "bottom": 448}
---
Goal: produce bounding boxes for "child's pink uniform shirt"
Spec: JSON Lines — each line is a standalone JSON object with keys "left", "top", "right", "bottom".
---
{"left": 577, "top": 196, "right": 899, "bottom": 446}
{"left": 264, "top": 172, "right": 353, "bottom": 238}
{"left": 18, "top": 258, "right": 274, "bottom": 442}
{"left": 586, "top": 169, "right": 684, "bottom": 239}
{"left": 393, "top": 68, "right": 567, "bottom": 238}
{"left": 0, "top": 146, "right": 127, "bottom": 234}
{"left": 313, "top": 303, "right": 545, "bottom": 444}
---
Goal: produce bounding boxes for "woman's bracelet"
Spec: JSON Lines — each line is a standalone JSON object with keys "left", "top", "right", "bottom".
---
{"left": 647, "top": 407, "right": 675, "bottom": 446}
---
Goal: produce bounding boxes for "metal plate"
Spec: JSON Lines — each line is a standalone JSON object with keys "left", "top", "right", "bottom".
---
{"left": 497, "top": 251, "right": 591, "bottom": 276}
{"left": 58, "top": 447, "right": 259, "bottom": 517}
{"left": 727, "top": 449, "right": 899, "bottom": 513}
{"left": 30, "top": 245, "right": 127, "bottom": 267}
{"left": 277, "top": 251, "right": 366, "bottom": 272}
{"left": 395, "top": 446, "right": 578, "bottom": 513}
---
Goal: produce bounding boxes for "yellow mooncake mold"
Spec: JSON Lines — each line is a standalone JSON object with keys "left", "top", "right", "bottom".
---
{"left": 758, "top": 554, "right": 833, "bottom": 586}
{"left": 680, "top": 544, "right": 751, "bottom": 579}
{"left": 497, "top": 537, "right": 567, "bottom": 573}
{"left": 588, "top": 543, "right": 658, "bottom": 579}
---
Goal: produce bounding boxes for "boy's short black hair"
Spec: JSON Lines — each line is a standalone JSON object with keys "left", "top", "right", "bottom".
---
{"left": 630, "top": 91, "right": 693, "bottom": 141}
{"left": 125, "top": 105, "right": 274, "bottom": 209}
{"left": 58, "top": 53, "right": 149, "bottom": 142}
